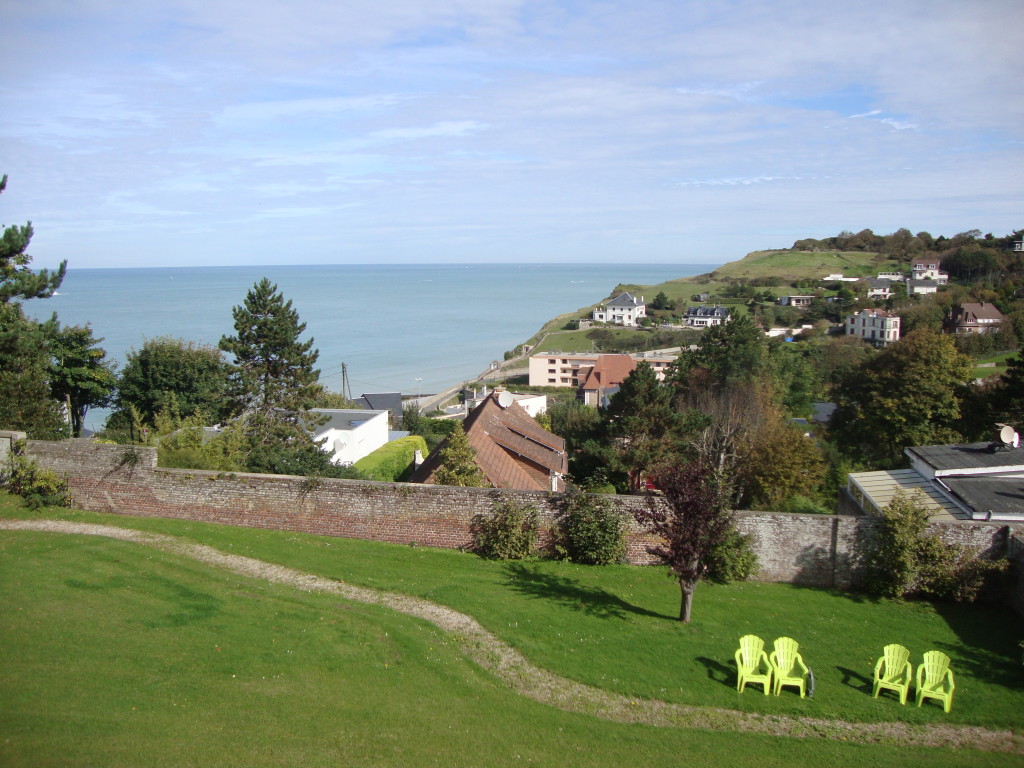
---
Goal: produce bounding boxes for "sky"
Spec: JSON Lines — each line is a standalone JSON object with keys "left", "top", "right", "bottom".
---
{"left": 1, "top": 0, "right": 1022, "bottom": 269}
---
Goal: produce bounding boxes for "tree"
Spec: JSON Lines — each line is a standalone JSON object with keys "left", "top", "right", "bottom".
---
{"left": 0, "top": 303, "right": 66, "bottom": 438}
{"left": 432, "top": 422, "right": 488, "bottom": 487}
{"left": 603, "top": 361, "right": 683, "bottom": 490}
{"left": 219, "top": 279, "right": 321, "bottom": 446}
{"left": 633, "top": 460, "right": 734, "bottom": 623}
{"left": 830, "top": 330, "right": 973, "bottom": 467}
{"left": 0, "top": 174, "right": 66, "bottom": 303}
{"left": 0, "top": 174, "right": 68, "bottom": 438}
{"left": 48, "top": 323, "right": 117, "bottom": 437}
{"left": 651, "top": 291, "right": 675, "bottom": 311}
{"left": 116, "top": 336, "right": 233, "bottom": 426}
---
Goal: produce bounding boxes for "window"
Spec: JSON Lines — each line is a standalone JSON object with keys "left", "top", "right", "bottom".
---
{"left": 548, "top": 378, "right": 556, "bottom": 383}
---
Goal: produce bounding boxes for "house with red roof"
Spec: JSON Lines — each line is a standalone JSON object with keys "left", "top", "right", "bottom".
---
{"left": 410, "top": 391, "right": 567, "bottom": 492}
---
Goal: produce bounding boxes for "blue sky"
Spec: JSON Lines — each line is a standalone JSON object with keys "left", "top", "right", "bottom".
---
{"left": 1, "top": 0, "right": 1022, "bottom": 269}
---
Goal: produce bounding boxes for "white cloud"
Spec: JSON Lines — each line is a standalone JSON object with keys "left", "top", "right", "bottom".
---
{"left": 1, "top": 0, "right": 1021, "bottom": 268}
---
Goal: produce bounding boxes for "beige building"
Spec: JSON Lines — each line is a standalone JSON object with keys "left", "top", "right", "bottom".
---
{"left": 846, "top": 308, "right": 900, "bottom": 347}
{"left": 528, "top": 351, "right": 675, "bottom": 388}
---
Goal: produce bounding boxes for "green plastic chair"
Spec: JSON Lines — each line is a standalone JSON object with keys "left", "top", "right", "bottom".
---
{"left": 770, "top": 637, "right": 809, "bottom": 697}
{"left": 872, "top": 644, "right": 913, "bottom": 704}
{"left": 734, "top": 634, "right": 772, "bottom": 694}
{"left": 916, "top": 651, "right": 955, "bottom": 712}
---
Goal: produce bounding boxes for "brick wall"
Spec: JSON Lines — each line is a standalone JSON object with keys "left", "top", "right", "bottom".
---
{"left": 19, "top": 438, "right": 1014, "bottom": 594}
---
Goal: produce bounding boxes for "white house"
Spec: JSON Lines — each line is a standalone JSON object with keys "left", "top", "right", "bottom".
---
{"left": 592, "top": 292, "right": 646, "bottom": 327}
{"left": 911, "top": 258, "right": 948, "bottom": 284}
{"left": 846, "top": 308, "right": 900, "bottom": 347}
{"left": 308, "top": 409, "right": 390, "bottom": 466}
{"left": 865, "top": 278, "right": 895, "bottom": 300}
{"left": 907, "top": 279, "right": 940, "bottom": 296}
{"left": 684, "top": 306, "right": 730, "bottom": 328}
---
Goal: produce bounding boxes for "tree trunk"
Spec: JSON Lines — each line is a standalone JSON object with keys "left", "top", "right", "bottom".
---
{"left": 679, "top": 579, "right": 695, "bottom": 623}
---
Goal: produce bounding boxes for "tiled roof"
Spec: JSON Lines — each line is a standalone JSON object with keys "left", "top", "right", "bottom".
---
{"left": 579, "top": 354, "right": 636, "bottom": 391}
{"left": 411, "top": 393, "right": 567, "bottom": 492}
{"left": 953, "top": 302, "right": 1005, "bottom": 324}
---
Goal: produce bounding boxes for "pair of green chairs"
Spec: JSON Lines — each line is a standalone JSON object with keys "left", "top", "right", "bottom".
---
{"left": 735, "top": 635, "right": 809, "bottom": 697}
{"left": 873, "top": 644, "right": 956, "bottom": 712}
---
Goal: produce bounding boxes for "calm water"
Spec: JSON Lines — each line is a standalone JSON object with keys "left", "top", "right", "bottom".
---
{"left": 26, "top": 263, "right": 713, "bottom": 429}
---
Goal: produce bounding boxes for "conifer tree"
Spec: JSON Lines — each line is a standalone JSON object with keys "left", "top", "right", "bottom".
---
{"left": 0, "top": 174, "right": 65, "bottom": 303}
{"left": 219, "top": 278, "right": 322, "bottom": 447}
{"left": 0, "top": 173, "right": 68, "bottom": 437}
{"left": 432, "top": 422, "right": 488, "bottom": 487}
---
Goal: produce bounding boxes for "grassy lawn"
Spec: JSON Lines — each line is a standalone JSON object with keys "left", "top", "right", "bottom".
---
{"left": 2, "top": 495, "right": 1023, "bottom": 766}
{"left": 973, "top": 351, "right": 1015, "bottom": 379}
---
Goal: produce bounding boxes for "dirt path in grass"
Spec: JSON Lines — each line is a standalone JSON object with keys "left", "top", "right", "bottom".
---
{"left": 4, "top": 519, "right": 1021, "bottom": 754}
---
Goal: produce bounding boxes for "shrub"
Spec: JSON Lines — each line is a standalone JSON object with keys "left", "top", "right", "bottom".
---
{"left": 865, "top": 490, "right": 1009, "bottom": 602}
{"left": 472, "top": 495, "right": 539, "bottom": 560}
{"left": 704, "top": 526, "right": 759, "bottom": 583}
{"left": 354, "top": 436, "right": 429, "bottom": 482}
{"left": 4, "top": 445, "right": 72, "bottom": 510}
{"left": 554, "top": 485, "right": 626, "bottom": 565}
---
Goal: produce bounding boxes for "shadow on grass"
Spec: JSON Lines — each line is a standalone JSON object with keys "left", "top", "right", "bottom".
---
{"left": 501, "top": 562, "right": 674, "bottom": 621}
{"left": 929, "top": 600, "right": 1024, "bottom": 690}
{"left": 696, "top": 656, "right": 736, "bottom": 688}
{"left": 836, "top": 665, "right": 872, "bottom": 693}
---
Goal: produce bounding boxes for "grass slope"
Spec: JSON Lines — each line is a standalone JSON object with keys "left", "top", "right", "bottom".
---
{"left": 2, "top": 496, "right": 1022, "bottom": 766}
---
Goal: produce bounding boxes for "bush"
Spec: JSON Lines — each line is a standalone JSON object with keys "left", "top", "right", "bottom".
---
{"left": 865, "top": 490, "right": 1009, "bottom": 602}
{"left": 554, "top": 485, "right": 626, "bottom": 565}
{"left": 472, "top": 494, "right": 540, "bottom": 560}
{"left": 354, "top": 436, "right": 429, "bottom": 482}
{"left": 704, "top": 526, "right": 759, "bottom": 583}
{"left": 4, "top": 445, "right": 72, "bottom": 510}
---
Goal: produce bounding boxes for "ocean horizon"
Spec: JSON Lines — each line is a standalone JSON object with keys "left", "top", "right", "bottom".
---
{"left": 26, "top": 262, "right": 716, "bottom": 430}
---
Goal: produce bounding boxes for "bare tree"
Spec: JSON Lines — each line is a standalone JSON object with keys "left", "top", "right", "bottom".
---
{"left": 633, "top": 460, "right": 734, "bottom": 623}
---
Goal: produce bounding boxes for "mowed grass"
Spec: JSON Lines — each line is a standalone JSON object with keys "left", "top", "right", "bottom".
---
{"left": 2, "top": 497, "right": 1023, "bottom": 767}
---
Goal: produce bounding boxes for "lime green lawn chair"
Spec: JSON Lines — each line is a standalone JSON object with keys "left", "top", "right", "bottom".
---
{"left": 916, "top": 650, "right": 956, "bottom": 712}
{"left": 735, "top": 634, "right": 772, "bottom": 694}
{"left": 872, "top": 643, "right": 913, "bottom": 704}
{"left": 770, "top": 637, "right": 809, "bottom": 697}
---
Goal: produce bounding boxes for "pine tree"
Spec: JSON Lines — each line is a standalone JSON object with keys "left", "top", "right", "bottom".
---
{"left": 432, "top": 422, "right": 488, "bottom": 487}
{"left": 0, "top": 173, "right": 68, "bottom": 437}
{"left": 219, "top": 279, "right": 322, "bottom": 447}
{"left": 1, "top": 174, "right": 66, "bottom": 303}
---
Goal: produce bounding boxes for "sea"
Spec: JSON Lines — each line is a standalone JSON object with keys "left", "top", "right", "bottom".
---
{"left": 25, "top": 262, "right": 714, "bottom": 430}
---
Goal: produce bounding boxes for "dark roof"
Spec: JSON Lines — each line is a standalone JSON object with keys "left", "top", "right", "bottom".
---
{"left": 940, "top": 477, "right": 1024, "bottom": 520}
{"left": 606, "top": 292, "right": 644, "bottom": 308}
{"left": 410, "top": 393, "right": 567, "bottom": 492}
{"left": 685, "top": 306, "right": 730, "bottom": 318}
{"left": 866, "top": 278, "right": 893, "bottom": 289}
{"left": 354, "top": 392, "right": 404, "bottom": 417}
{"left": 906, "top": 442, "right": 1024, "bottom": 473}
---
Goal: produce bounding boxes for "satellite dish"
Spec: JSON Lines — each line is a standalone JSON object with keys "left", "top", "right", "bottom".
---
{"left": 999, "top": 424, "right": 1016, "bottom": 445}
{"left": 497, "top": 391, "right": 514, "bottom": 409}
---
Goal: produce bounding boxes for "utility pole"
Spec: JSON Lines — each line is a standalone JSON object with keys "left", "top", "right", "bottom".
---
{"left": 341, "top": 362, "right": 352, "bottom": 402}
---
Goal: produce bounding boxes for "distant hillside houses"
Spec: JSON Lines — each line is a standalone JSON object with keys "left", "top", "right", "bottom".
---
{"left": 592, "top": 292, "right": 646, "bottom": 327}
{"left": 820, "top": 262, "right": 949, "bottom": 299}
{"left": 846, "top": 309, "right": 900, "bottom": 347}
{"left": 684, "top": 305, "right": 730, "bottom": 328}
{"left": 947, "top": 302, "right": 1006, "bottom": 334}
